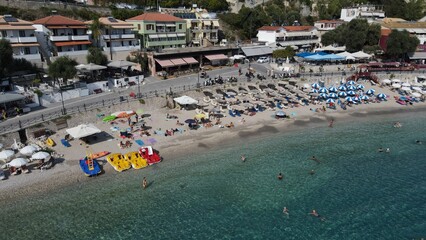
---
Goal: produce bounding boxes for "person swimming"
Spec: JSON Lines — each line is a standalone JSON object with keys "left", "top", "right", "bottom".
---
{"left": 415, "top": 140, "right": 422, "bottom": 144}
{"left": 278, "top": 173, "right": 283, "bottom": 180}
{"left": 309, "top": 170, "right": 315, "bottom": 175}
{"left": 310, "top": 156, "right": 320, "bottom": 163}
{"left": 385, "top": 148, "right": 390, "bottom": 153}
{"left": 283, "top": 207, "right": 289, "bottom": 215}
{"left": 241, "top": 155, "right": 246, "bottom": 162}
{"left": 378, "top": 148, "right": 384, "bottom": 152}
{"left": 310, "top": 209, "right": 326, "bottom": 221}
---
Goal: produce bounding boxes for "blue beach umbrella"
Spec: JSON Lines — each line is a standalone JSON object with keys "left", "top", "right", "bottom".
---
{"left": 353, "top": 96, "right": 361, "bottom": 102}
{"left": 311, "top": 83, "right": 320, "bottom": 89}
{"left": 345, "top": 97, "right": 354, "bottom": 102}
{"left": 328, "top": 86, "right": 338, "bottom": 92}
{"left": 377, "top": 93, "right": 387, "bottom": 99}
{"left": 275, "top": 111, "right": 286, "bottom": 117}
{"left": 338, "top": 85, "right": 347, "bottom": 91}
{"left": 326, "top": 98, "right": 335, "bottom": 103}
{"left": 366, "top": 89, "right": 375, "bottom": 95}
{"left": 347, "top": 80, "right": 356, "bottom": 85}
{"left": 310, "top": 89, "right": 318, "bottom": 93}
{"left": 347, "top": 85, "right": 357, "bottom": 91}
{"left": 347, "top": 91, "right": 356, "bottom": 96}
{"left": 338, "top": 92, "right": 347, "bottom": 97}
{"left": 319, "top": 87, "right": 328, "bottom": 93}
{"left": 357, "top": 84, "right": 365, "bottom": 90}
{"left": 361, "top": 95, "right": 369, "bottom": 100}
{"left": 328, "top": 93, "right": 338, "bottom": 98}
{"left": 319, "top": 93, "right": 328, "bottom": 99}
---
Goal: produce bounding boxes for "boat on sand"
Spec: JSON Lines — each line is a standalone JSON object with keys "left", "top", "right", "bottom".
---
{"left": 139, "top": 146, "right": 162, "bottom": 165}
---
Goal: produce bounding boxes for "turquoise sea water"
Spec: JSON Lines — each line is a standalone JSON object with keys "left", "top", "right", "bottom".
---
{"left": 1, "top": 110, "right": 426, "bottom": 240}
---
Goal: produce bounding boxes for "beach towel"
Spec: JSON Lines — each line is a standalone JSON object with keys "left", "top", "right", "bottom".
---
{"left": 148, "top": 138, "right": 157, "bottom": 144}
{"left": 61, "top": 139, "right": 71, "bottom": 147}
{"left": 110, "top": 126, "right": 120, "bottom": 131}
{"left": 135, "top": 139, "right": 145, "bottom": 146}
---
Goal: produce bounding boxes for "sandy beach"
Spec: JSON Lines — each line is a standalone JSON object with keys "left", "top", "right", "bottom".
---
{"left": 1, "top": 78, "right": 425, "bottom": 202}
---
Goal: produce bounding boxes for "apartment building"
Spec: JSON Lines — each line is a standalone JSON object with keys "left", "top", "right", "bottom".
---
{"left": 257, "top": 25, "right": 319, "bottom": 48}
{"left": 126, "top": 13, "right": 187, "bottom": 51}
{"left": 340, "top": 5, "right": 385, "bottom": 22}
{"left": 0, "top": 15, "right": 41, "bottom": 62}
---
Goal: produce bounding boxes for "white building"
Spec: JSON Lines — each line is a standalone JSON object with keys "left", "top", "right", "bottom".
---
{"left": 86, "top": 17, "right": 139, "bottom": 53}
{"left": 0, "top": 15, "right": 41, "bottom": 62}
{"left": 340, "top": 5, "right": 385, "bottom": 22}
{"left": 33, "top": 15, "right": 91, "bottom": 59}
{"left": 257, "top": 25, "right": 319, "bottom": 48}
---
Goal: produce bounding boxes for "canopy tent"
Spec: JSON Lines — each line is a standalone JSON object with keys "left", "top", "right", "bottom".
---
{"left": 241, "top": 46, "right": 273, "bottom": 57}
{"left": 204, "top": 54, "right": 228, "bottom": 61}
{"left": 351, "top": 51, "right": 372, "bottom": 59}
{"left": 296, "top": 51, "right": 328, "bottom": 58}
{"left": 304, "top": 54, "right": 345, "bottom": 61}
{"left": 321, "top": 45, "right": 343, "bottom": 52}
{"left": 155, "top": 59, "right": 175, "bottom": 68}
{"left": 107, "top": 60, "right": 136, "bottom": 69}
{"left": 66, "top": 124, "right": 101, "bottom": 139}
{"left": 76, "top": 63, "right": 107, "bottom": 71}
{"left": 0, "top": 93, "right": 25, "bottom": 105}
{"left": 182, "top": 57, "right": 199, "bottom": 64}
{"left": 173, "top": 96, "right": 198, "bottom": 105}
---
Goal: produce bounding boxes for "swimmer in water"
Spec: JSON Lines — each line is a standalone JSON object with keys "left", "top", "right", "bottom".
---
{"left": 283, "top": 207, "right": 289, "bottom": 215}
{"left": 310, "top": 209, "right": 326, "bottom": 221}
{"left": 385, "top": 148, "right": 390, "bottom": 153}
{"left": 378, "top": 148, "right": 384, "bottom": 152}
{"left": 241, "top": 155, "right": 246, "bottom": 162}
{"left": 416, "top": 140, "right": 422, "bottom": 144}
{"left": 310, "top": 156, "right": 320, "bottom": 163}
{"left": 309, "top": 170, "right": 315, "bottom": 175}
{"left": 278, "top": 173, "right": 283, "bottom": 180}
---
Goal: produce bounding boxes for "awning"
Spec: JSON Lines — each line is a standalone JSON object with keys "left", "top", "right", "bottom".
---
{"left": 11, "top": 43, "right": 40, "bottom": 47}
{"left": 408, "top": 52, "right": 426, "bottom": 60}
{"left": 0, "top": 93, "right": 25, "bottom": 104}
{"left": 182, "top": 57, "right": 198, "bottom": 64}
{"left": 155, "top": 59, "right": 175, "bottom": 68}
{"left": 156, "top": 24, "right": 165, "bottom": 26}
{"left": 158, "top": 34, "right": 167, "bottom": 38}
{"left": 167, "top": 33, "right": 177, "bottom": 38}
{"left": 177, "top": 33, "right": 185, "bottom": 37}
{"left": 54, "top": 41, "right": 91, "bottom": 47}
{"left": 212, "top": 21, "right": 219, "bottom": 27}
{"left": 166, "top": 24, "right": 175, "bottom": 27}
{"left": 241, "top": 46, "right": 273, "bottom": 57}
{"left": 66, "top": 124, "right": 101, "bottom": 139}
{"left": 174, "top": 95, "right": 198, "bottom": 105}
{"left": 170, "top": 58, "right": 187, "bottom": 66}
{"left": 111, "top": 25, "right": 134, "bottom": 29}
{"left": 148, "top": 34, "right": 159, "bottom": 39}
{"left": 48, "top": 25, "right": 87, "bottom": 29}
{"left": 205, "top": 54, "right": 228, "bottom": 61}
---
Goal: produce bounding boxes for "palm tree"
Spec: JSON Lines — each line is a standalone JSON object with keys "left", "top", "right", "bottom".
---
{"left": 89, "top": 18, "right": 104, "bottom": 48}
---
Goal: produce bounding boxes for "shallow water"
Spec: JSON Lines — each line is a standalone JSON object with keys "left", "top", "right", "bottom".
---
{"left": 1, "top": 111, "right": 426, "bottom": 240}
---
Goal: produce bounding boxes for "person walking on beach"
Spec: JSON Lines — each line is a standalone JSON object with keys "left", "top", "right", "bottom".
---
{"left": 142, "top": 177, "right": 147, "bottom": 189}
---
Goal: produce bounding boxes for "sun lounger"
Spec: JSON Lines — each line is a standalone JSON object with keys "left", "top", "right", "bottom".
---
{"left": 61, "top": 139, "right": 71, "bottom": 147}
{"left": 277, "top": 102, "right": 283, "bottom": 109}
{"left": 235, "top": 111, "right": 241, "bottom": 117}
{"left": 228, "top": 109, "right": 236, "bottom": 117}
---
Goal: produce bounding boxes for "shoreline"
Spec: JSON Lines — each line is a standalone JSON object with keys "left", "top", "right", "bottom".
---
{"left": 1, "top": 99, "right": 425, "bottom": 203}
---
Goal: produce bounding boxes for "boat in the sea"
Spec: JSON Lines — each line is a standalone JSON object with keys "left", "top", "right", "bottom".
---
{"left": 79, "top": 156, "right": 102, "bottom": 177}
{"left": 106, "top": 153, "right": 132, "bottom": 172}
{"left": 139, "top": 146, "right": 161, "bottom": 165}
{"left": 124, "top": 151, "right": 148, "bottom": 169}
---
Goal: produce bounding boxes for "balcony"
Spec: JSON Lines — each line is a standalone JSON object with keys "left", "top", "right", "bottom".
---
{"left": 121, "top": 34, "right": 135, "bottom": 39}
{"left": 18, "top": 36, "right": 37, "bottom": 43}
{"left": 276, "top": 39, "right": 319, "bottom": 47}
{"left": 13, "top": 53, "right": 41, "bottom": 60}
{"left": 57, "top": 50, "right": 88, "bottom": 56}
{"left": 104, "top": 45, "right": 138, "bottom": 52}
{"left": 72, "top": 35, "right": 89, "bottom": 41}
{"left": 50, "top": 35, "right": 71, "bottom": 41}
{"left": 103, "top": 34, "right": 120, "bottom": 40}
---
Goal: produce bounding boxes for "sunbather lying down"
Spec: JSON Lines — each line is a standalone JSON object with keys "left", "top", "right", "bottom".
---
{"left": 225, "top": 122, "right": 235, "bottom": 128}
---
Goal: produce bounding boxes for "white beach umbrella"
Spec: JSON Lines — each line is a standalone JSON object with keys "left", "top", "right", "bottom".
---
{"left": 9, "top": 158, "right": 29, "bottom": 167}
{"left": 401, "top": 87, "right": 411, "bottom": 92}
{"left": 402, "top": 82, "right": 411, "bottom": 87}
{"left": 382, "top": 79, "right": 391, "bottom": 84}
{"left": 412, "top": 92, "right": 422, "bottom": 98}
{"left": 392, "top": 79, "right": 401, "bottom": 83}
{"left": 31, "top": 151, "right": 51, "bottom": 160}
{"left": 392, "top": 83, "right": 401, "bottom": 89}
{"left": 0, "top": 150, "right": 15, "bottom": 161}
{"left": 20, "top": 145, "right": 37, "bottom": 156}
{"left": 0, "top": 143, "right": 3, "bottom": 150}
{"left": 412, "top": 87, "right": 422, "bottom": 92}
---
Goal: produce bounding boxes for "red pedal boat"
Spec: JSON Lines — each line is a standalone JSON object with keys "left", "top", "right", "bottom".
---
{"left": 139, "top": 146, "right": 161, "bottom": 165}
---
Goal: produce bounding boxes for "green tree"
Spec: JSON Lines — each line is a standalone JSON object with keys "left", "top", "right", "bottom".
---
{"left": 385, "top": 30, "right": 419, "bottom": 58}
{"left": 86, "top": 47, "right": 108, "bottom": 65}
{"left": 404, "top": 0, "right": 425, "bottom": 21}
{"left": 272, "top": 47, "right": 295, "bottom": 58}
{"left": 89, "top": 18, "right": 104, "bottom": 48}
{"left": 0, "top": 39, "right": 13, "bottom": 78}
{"left": 48, "top": 56, "right": 77, "bottom": 83}
{"left": 344, "top": 19, "right": 369, "bottom": 52}
{"left": 366, "top": 23, "right": 381, "bottom": 46}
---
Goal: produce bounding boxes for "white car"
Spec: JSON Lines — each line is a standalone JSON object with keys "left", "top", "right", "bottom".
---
{"left": 257, "top": 57, "right": 269, "bottom": 63}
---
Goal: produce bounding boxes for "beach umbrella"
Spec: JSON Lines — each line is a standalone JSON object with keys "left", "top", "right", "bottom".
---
{"left": 382, "top": 79, "right": 391, "bottom": 84}
{"left": 136, "top": 109, "right": 144, "bottom": 115}
{"left": 347, "top": 80, "right": 356, "bottom": 85}
{"left": 319, "top": 87, "right": 328, "bottom": 93}
{"left": 328, "top": 93, "right": 338, "bottom": 98}
{"left": 392, "top": 83, "right": 401, "bottom": 89}
{"left": 345, "top": 97, "right": 354, "bottom": 102}
{"left": 338, "top": 92, "right": 347, "bottom": 97}
{"left": 338, "top": 85, "right": 347, "bottom": 91}
{"left": 19, "top": 145, "right": 37, "bottom": 156}
{"left": 311, "top": 83, "right": 320, "bottom": 89}
{"left": 31, "top": 151, "right": 51, "bottom": 160}
{"left": 402, "top": 82, "right": 411, "bottom": 87}
{"left": 353, "top": 96, "right": 360, "bottom": 102}
{"left": 401, "top": 87, "right": 411, "bottom": 92}
{"left": 412, "top": 92, "right": 422, "bottom": 98}
{"left": 361, "top": 95, "right": 369, "bottom": 100}
{"left": 226, "top": 92, "right": 236, "bottom": 96}
{"left": 0, "top": 150, "right": 14, "bottom": 161}
{"left": 347, "top": 85, "right": 357, "bottom": 91}
{"left": 377, "top": 93, "right": 387, "bottom": 99}
{"left": 242, "top": 102, "right": 253, "bottom": 108}
{"left": 328, "top": 86, "right": 338, "bottom": 92}
{"left": 357, "top": 84, "right": 365, "bottom": 90}
{"left": 275, "top": 111, "right": 286, "bottom": 117}
{"left": 412, "top": 87, "right": 422, "bottom": 92}
{"left": 0, "top": 143, "right": 2, "bottom": 150}
{"left": 366, "top": 89, "right": 375, "bottom": 95}
{"left": 194, "top": 113, "right": 207, "bottom": 120}
{"left": 326, "top": 98, "right": 335, "bottom": 103}
{"left": 392, "top": 79, "right": 401, "bottom": 83}
{"left": 9, "top": 157, "right": 28, "bottom": 167}
{"left": 347, "top": 91, "right": 356, "bottom": 96}
{"left": 310, "top": 89, "right": 318, "bottom": 93}
{"left": 319, "top": 93, "right": 328, "bottom": 99}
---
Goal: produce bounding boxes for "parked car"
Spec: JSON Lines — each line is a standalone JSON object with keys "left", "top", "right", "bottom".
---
{"left": 257, "top": 57, "right": 270, "bottom": 63}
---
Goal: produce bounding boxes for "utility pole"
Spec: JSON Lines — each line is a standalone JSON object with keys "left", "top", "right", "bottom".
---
{"left": 109, "top": 26, "right": 113, "bottom": 60}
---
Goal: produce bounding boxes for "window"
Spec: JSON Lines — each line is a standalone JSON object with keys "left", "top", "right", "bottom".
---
{"left": 1, "top": 30, "right": 6, "bottom": 37}
{"left": 179, "top": 24, "right": 182, "bottom": 30}
{"left": 24, "top": 47, "right": 30, "bottom": 54}
{"left": 138, "top": 24, "right": 141, "bottom": 30}
{"left": 19, "top": 30, "right": 26, "bottom": 37}
{"left": 146, "top": 24, "right": 154, "bottom": 31}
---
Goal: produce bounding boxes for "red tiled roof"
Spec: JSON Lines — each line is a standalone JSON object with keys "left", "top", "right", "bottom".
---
{"left": 283, "top": 26, "right": 314, "bottom": 32}
{"left": 258, "top": 26, "right": 282, "bottom": 31}
{"left": 33, "top": 15, "right": 85, "bottom": 26}
{"left": 126, "top": 13, "right": 185, "bottom": 22}
{"left": 381, "top": 28, "right": 392, "bottom": 36}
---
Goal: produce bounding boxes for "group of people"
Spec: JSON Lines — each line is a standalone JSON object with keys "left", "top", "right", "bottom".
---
{"left": 118, "top": 140, "right": 132, "bottom": 149}
{"left": 281, "top": 208, "right": 325, "bottom": 221}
